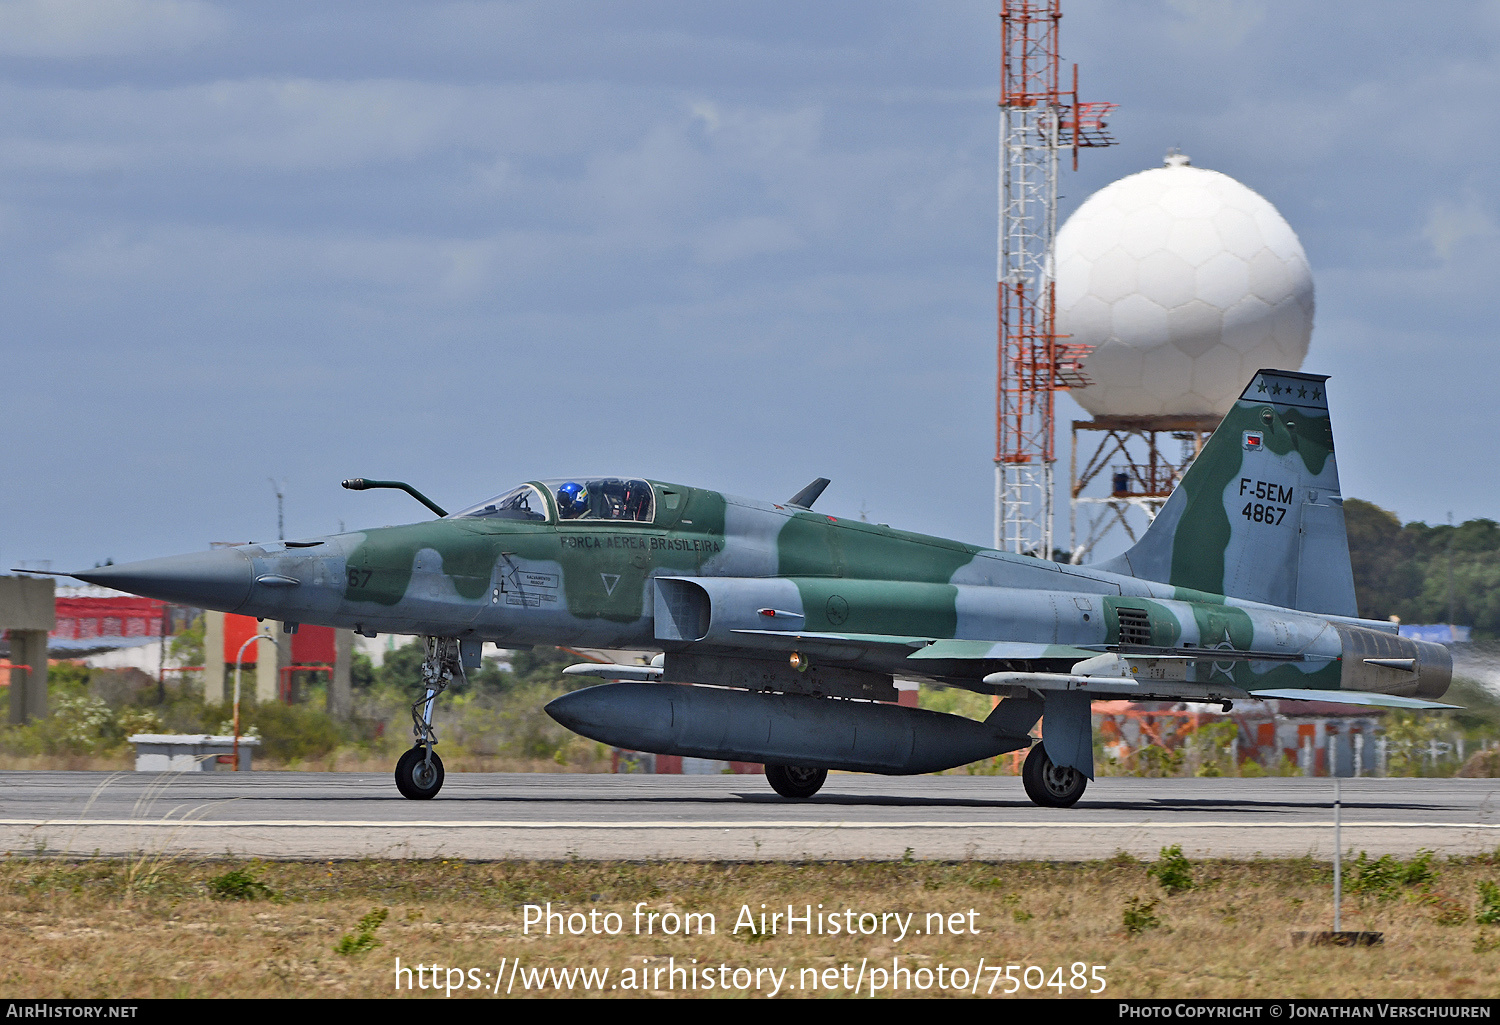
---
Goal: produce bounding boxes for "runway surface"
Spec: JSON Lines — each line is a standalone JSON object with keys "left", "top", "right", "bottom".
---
{"left": 2, "top": 771, "right": 1498, "bottom": 861}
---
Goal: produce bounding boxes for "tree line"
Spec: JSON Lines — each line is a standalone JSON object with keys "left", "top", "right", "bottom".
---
{"left": 1346, "top": 499, "right": 1500, "bottom": 636}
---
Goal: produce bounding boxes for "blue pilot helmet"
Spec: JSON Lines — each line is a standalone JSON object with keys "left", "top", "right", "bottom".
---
{"left": 556, "top": 481, "right": 589, "bottom": 518}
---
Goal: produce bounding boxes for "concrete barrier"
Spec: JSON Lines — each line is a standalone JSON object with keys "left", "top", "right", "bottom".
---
{"left": 128, "top": 734, "right": 259, "bottom": 772}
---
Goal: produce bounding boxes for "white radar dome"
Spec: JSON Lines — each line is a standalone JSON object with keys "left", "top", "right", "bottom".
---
{"left": 1056, "top": 152, "right": 1313, "bottom": 418}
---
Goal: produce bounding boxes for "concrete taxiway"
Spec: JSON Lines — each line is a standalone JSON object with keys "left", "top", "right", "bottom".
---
{"left": 1, "top": 772, "right": 1496, "bottom": 861}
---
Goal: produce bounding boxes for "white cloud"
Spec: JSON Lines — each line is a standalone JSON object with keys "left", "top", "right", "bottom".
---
{"left": 44, "top": 220, "right": 516, "bottom": 301}
{"left": 0, "top": 0, "right": 224, "bottom": 57}
{"left": 0, "top": 78, "right": 471, "bottom": 172}
{"left": 1162, "top": 0, "right": 1267, "bottom": 49}
{"left": 693, "top": 215, "right": 802, "bottom": 265}
{"left": 1425, "top": 198, "right": 1498, "bottom": 262}
{"left": 690, "top": 101, "right": 720, "bottom": 133}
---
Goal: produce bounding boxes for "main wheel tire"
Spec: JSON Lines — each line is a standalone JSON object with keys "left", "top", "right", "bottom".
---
{"left": 1021, "top": 742, "right": 1086, "bottom": 808}
{"left": 765, "top": 764, "right": 827, "bottom": 799}
{"left": 395, "top": 746, "right": 445, "bottom": 800}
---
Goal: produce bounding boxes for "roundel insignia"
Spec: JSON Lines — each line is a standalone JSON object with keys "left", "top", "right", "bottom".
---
{"left": 825, "top": 595, "right": 849, "bottom": 626}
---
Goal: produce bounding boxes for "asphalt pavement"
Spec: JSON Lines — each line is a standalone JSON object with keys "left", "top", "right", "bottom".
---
{"left": 1, "top": 771, "right": 1496, "bottom": 861}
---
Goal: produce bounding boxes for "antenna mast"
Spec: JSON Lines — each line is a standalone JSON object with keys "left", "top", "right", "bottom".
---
{"left": 994, "top": 1, "right": 1115, "bottom": 555}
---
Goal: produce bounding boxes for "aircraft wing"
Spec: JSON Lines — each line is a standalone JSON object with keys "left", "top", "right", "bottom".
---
{"left": 566, "top": 630, "right": 1456, "bottom": 710}
{"left": 563, "top": 663, "right": 662, "bottom": 682}
{"left": 728, "top": 630, "right": 1129, "bottom": 680}
{"left": 727, "top": 630, "right": 1308, "bottom": 671}
{"left": 729, "top": 628, "right": 934, "bottom": 652}
{"left": 982, "top": 670, "right": 1251, "bottom": 703}
{"left": 731, "top": 630, "right": 1102, "bottom": 663}
{"left": 904, "top": 639, "right": 1102, "bottom": 662}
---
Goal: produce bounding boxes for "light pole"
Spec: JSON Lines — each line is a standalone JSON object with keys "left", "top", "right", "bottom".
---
{"left": 231, "top": 631, "right": 276, "bottom": 771}
{"left": 270, "top": 478, "right": 285, "bottom": 541}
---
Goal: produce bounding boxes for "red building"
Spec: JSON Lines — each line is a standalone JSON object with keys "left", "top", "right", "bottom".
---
{"left": 50, "top": 589, "right": 165, "bottom": 643}
{"left": 220, "top": 613, "right": 336, "bottom": 666}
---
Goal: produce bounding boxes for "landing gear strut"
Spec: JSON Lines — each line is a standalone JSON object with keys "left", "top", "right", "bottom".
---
{"left": 394, "top": 637, "right": 463, "bottom": 800}
{"left": 1021, "top": 742, "right": 1087, "bottom": 808}
{"left": 765, "top": 764, "right": 827, "bottom": 799}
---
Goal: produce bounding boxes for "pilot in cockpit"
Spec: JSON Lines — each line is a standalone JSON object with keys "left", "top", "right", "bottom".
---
{"left": 556, "top": 481, "right": 590, "bottom": 519}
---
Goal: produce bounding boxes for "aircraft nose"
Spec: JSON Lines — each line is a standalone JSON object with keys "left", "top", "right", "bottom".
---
{"left": 72, "top": 548, "right": 255, "bottom": 612}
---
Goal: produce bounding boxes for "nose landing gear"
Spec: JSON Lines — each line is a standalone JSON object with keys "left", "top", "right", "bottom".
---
{"left": 394, "top": 636, "right": 463, "bottom": 800}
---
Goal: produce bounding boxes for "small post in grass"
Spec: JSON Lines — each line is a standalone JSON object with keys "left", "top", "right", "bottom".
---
{"left": 1334, "top": 776, "right": 1341, "bottom": 933}
{"left": 1292, "top": 775, "right": 1382, "bottom": 947}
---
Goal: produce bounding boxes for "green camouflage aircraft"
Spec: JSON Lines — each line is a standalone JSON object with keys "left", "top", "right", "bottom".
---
{"left": 70, "top": 370, "right": 1455, "bottom": 805}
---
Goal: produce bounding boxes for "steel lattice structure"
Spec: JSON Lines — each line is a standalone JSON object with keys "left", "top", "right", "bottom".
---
{"left": 993, "top": 1, "right": 1114, "bottom": 555}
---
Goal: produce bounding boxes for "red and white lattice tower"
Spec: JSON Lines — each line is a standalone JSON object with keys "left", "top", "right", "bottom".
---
{"left": 994, "top": 1, "right": 1115, "bottom": 555}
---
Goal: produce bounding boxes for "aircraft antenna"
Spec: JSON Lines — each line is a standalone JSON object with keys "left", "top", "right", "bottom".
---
{"left": 993, "top": 1, "right": 1115, "bottom": 555}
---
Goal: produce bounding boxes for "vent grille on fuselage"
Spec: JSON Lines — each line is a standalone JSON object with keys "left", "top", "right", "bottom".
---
{"left": 1117, "top": 607, "right": 1152, "bottom": 647}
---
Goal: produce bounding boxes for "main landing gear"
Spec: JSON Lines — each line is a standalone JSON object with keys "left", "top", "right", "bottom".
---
{"left": 1021, "top": 742, "right": 1087, "bottom": 808}
{"left": 395, "top": 637, "right": 463, "bottom": 800}
{"left": 765, "top": 764, "right": 828, "bottom": 799}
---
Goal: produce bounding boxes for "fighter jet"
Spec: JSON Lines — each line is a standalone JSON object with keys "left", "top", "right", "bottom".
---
{"left": 68, "top": 370, "right": 1455, "bottom": 805}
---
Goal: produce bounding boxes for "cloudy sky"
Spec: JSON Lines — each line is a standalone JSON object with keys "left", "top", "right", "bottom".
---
{"left": 3, "top": 1, "right": 1498, "bottom": 572}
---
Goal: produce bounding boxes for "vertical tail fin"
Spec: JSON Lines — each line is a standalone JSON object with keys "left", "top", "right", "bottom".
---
{"left": 1097, "top": 370, "right": 1358, "bottom": 616}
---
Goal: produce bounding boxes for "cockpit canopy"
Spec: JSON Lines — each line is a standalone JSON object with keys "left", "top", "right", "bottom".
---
{"left": 450, "top": 478, "right": 656, "bottom": 524}
{"left": 451, "top": 484, "right": 550, "bottom": 521}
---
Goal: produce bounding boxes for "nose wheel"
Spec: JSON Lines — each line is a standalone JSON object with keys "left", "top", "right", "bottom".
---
{"left": 1021, "top": 742, "right": 1087, "bottom": 808}
{"left": 395, "top": 746, "right": 445, "bottom": 799}
{"left": 765, "top": 764, "right": 827, "bottom": 799}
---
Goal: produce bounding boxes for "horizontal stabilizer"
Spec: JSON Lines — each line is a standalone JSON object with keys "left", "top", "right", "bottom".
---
{"left": 1250, "top": 688, "right": 1462, "bottom": 710}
